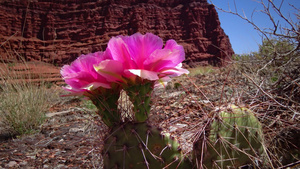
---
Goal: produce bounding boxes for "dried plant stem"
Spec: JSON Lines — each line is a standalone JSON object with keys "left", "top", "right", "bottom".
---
{"left": 243, "top": 73, "right": 299, "bottom": 118}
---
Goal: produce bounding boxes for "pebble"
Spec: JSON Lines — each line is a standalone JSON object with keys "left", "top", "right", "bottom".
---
{"left": 27, "top": 155, "right": 36, "bottom": 160}
{"left": 19, "top": 161, "right": 28, "bottom": 166}
{"left": 55, "top": 164, "right": 66, "bottom": 169}
{"left": 43, "top": 164, "right": 50, "bottom": 169}
{"left": 6, "top": 161, "right": 18, "bottom": 168}
{"left": 69, "top": 127, "right": 84, "bottom": 133}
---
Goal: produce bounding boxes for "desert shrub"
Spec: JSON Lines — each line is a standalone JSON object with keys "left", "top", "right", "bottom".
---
{"left": 188, "top": 66, "right": 215, "bottom": 76}
{"left": 235, "top": 39, "right": 297, "bottom": 76}
{"left": 0, "top": 85, "right": 50, "bottom": 135}
{"left": 0, "top": 62, "right": 57, "bottom": 135}
{"left": 232, "top": 38, "right": 299, "bottom": 107}
{"left": 257, "top": 38, "right": 300, "bottom": 104}
{"left": 213, "top": 1, "right": 300, "bottom": 167}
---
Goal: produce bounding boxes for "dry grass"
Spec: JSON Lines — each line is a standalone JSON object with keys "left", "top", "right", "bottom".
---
{"left": 188, "top": 66, "right": 215, "bottom": 76}
{"left": 0, "top": 60, "right": 58, "bottom": 135}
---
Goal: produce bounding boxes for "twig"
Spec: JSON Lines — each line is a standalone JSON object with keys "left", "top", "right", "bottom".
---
{"left": 243, "top": 73, "right": 299, "bottom": 119}
{"left": 278, "top": 160, "right": 300, "bottom": 169}
{"left": 0, "top": 32, "right": 18, "bottom": 48}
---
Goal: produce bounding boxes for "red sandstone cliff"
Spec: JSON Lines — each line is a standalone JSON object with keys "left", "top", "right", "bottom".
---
{"left": 0, "top": 0, "right": 234, "bottom": 67}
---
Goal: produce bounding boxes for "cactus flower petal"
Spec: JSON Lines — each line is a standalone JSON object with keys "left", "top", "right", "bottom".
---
{"left": 106, "top": 37, "right": 137, "bottom": 69}
{"left": 94, "top": 60, "right": 125, "bottom": 83}
{"left": 122, "top": 32, "right": 163, "bottom": 68}
{"left": 144, "top": 39, "right": 185, "bottom": 71}
{"left": 160, "top": 63, "right": 190, "bottom": 77}
{"left": 60, "top": 51, "right": 113, "bottom": 95}
{"left": 106, "top": 32, "right": 189, "bottom": 82}
{"left": 127, "top": 69, "right": 159, "bottom": 81}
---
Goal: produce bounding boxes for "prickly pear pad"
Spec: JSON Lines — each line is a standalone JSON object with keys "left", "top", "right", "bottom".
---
{"left": 104, "top": 122, "right": 193, "bottom": 169}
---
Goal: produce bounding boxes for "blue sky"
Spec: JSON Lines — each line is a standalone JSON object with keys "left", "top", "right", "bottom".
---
{"left": 209, "top": 0, "right": 299, "bottom": 54}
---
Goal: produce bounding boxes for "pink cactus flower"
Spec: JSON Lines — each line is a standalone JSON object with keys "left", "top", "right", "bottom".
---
{"left": 94, "top": 33, "right": 189, "bottom": 84}
{"left": 61, "top": 51, "right": 122, "bottom": 95}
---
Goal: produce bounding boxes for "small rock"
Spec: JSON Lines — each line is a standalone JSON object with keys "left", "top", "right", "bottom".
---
{"left": 27, "top": 155, "right": 36, "bottom": 160}
{"left": 55, "top": 164, "right": 66, "bottom": 169}
{"left": 19, "top": 161, "right": 28, "bottom": 166}
{"left": 69, "top": 128, "right": 84, "bottom": 133}
{"left": 43, "top": 159, "right": 49, "bottom": 164}
{"left": 43, "top": 164, "right": 50, "bottom": 169}
{"left": 6, "top": 161, "right": 18, "bottom": 168}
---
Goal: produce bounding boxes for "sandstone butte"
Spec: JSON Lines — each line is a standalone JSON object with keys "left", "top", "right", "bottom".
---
{"left": 0, "top": 0, "right": 234, "bottom": 68}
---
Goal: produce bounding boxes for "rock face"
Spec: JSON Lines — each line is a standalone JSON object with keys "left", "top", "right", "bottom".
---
{"left": 0, "top": 0, "right": 234, "bottom": 67}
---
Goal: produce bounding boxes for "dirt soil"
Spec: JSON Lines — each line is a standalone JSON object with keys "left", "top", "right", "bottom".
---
{"left": 0, "top": 63, "right": 299, "bottom": 168}
{"left": 0, "top": 97, "right": 107, "bottom": 168}
{"left": 0, "top": 86, "right": 207, "bottom": 168}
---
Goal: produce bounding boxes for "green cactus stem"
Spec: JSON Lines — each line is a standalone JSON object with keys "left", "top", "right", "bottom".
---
{"left": 104, "top": 122, "right": 193, "bottom": 169}
{"left": 193, "top": 105, "right": 266, "bottom": 169}
{"left": 85, "top": 85, "right": 122, "bottom": 127}
{"left": 123, "top": 78, "right": 154, "bottom": 122}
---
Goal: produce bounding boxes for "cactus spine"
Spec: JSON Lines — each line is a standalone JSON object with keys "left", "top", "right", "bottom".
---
{"left": 194, "top": 105, "right": 265, "bottom": 168}
{"left": 60, "top": 33, "right": 192, "bottom": 168}
{"left": 86, "top": 86, "right": 122, "bottom": 127}
{"left": 103, "top": 78, "right": 193, "bottom": 168}
{"left": 123, "top": 78, "right": 154, "bottom": 122}
{"left": 104, "top": 122, "right": 192, "bottom": 169}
